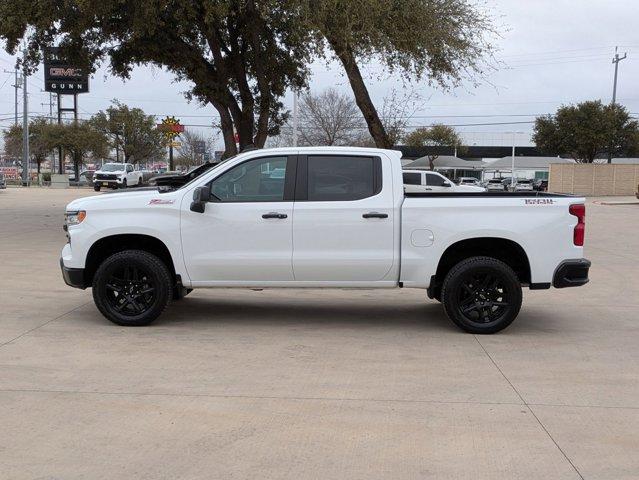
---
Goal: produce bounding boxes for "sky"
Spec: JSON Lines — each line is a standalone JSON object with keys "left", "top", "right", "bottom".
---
{"left": 0, "top": 0, "right": 637, "bottom": 150}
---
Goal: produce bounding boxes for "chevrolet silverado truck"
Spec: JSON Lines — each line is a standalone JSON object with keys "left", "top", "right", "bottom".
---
{"left": 61, "top": 147, "right": 590, "bottom": 333}
{"left": 93, "top": 162, "right": 143, "bottom": 191}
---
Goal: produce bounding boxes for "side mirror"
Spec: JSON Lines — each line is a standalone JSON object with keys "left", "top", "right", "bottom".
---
{"left": 442, "top": 182, "right": 452, "bottom": 187}
{"left": 190, "top": 186, "right": 210, "bottom": 213}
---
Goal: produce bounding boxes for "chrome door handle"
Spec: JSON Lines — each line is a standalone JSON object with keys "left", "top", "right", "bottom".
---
{"left": 262, "top": 212, "right": 288, "bottom": 219}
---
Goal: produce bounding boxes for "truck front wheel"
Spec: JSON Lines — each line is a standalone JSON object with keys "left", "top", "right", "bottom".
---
{"left": 94, "top": 185, "right": 101, "bottom": 192}
{"left": 92, "top": 250, "right": 172, "bottom": 326}
{"left": 441, "top": 256, "right": 522, "bottom": 334}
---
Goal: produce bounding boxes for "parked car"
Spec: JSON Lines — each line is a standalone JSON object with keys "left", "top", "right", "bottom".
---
{"left": 93, "top": 163, "right": 143, "bottom": 191}
{"left": 514, "top": 179, "right": 534, "bottom": 192}
{"left": 69, "top": 170, "right": 95, "bottom": 186}
{"left": 534, "top": 179, "right": 548, "bottom": 192}
{"left": 456, "top": 177, "right": 482, "bottom": 187}
{"left": 148, "top": 162, "right": 219, "bottom": 190}
{"left": 61, "top": 146, "right": 590, "bottom": 334}
{"left": 484, "top": 179, "right": 507, "bottom": 192}
{"left": 403, "top": 170, "right": 485, "bottom": 192}
{"left": 0, "top": 172, "right": 6, "bottom": 189}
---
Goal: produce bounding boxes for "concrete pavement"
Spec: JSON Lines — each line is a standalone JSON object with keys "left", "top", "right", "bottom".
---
{"left": 1, "top": 187, "right": 638, "bottom": 479}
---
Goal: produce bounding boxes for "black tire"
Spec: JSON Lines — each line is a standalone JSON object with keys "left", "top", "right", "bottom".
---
{"left": 93, "top": 185, "right": 101, "bottom": 192}
{"left": 92, "top": 250, "right": 172, "bottom": 326}
{"left": 441, "top": 256, "right": 522, "bottom": 334}
{"left": 121, "top": 178, "right": 127, "bottom": 189}
{"left": 173, "top": 286, "right": 193, "bottom": 300}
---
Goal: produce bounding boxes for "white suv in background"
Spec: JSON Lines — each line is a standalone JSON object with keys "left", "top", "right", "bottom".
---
{"left": 93, "top": 163, "right": 143, "bottom": 191}
{"left": 403, "top": 170, "right": 485, "bottom": 193}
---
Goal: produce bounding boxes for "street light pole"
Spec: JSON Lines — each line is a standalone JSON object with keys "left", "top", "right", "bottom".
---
{"left": 21, "top": 47, "right": 29, "bottom": 187}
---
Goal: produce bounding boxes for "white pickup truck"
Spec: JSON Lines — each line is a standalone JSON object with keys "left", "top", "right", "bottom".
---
{"left": 93, "top": 162, "right": 143, "bottom": 191}
{"left": 61, "top": 147, "right": 590, "bottom": 333}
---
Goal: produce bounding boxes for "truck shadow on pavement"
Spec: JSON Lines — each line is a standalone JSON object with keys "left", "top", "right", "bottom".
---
{"left": 153, "top": 295, "right": 458, "bottom": 332}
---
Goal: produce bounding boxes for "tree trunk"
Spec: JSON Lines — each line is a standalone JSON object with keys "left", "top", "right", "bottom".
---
{"left": 331, "top": 44, "right": 391, "bottom": 149}
{"left": 73, "top": 153, "right": 81, "bottom": 181}
{"left": 212, "top": 101, "right": 238, "bottom": 158}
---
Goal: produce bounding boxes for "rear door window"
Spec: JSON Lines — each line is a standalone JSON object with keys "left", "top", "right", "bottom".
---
{"left": 306, "top": 156, "right": 381, "bottom": 201}
{"left": 403, "top": 173, "right": 422, "bottom": 185}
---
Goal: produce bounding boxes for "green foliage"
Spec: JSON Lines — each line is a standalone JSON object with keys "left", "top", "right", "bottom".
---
{"left": 404, "top": 124, "right": 464, "bottom": 170}
{"left": 3, "top": 118, "right": 59, "bottom": 172}
{"left": 311, "top": 0, "right": 495, "bottom": 147}
{"left": 90, "top": 101, "right": 164, "bottom": 164}
{"left": 315, "top": 0, "right": 494, "bottom": 87}
{"left": 0, "top": 1, "right": 317, "bottom": 155}
{"left": 533, "top": 101, "right": 639, "bottom": 163}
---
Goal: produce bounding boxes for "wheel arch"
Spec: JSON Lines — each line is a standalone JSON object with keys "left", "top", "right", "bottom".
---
{"left": 84, "top": 234, "right": 177, "bottom": 288}
{"left": 429, "top": 237, "right": 531, "bottom": 298}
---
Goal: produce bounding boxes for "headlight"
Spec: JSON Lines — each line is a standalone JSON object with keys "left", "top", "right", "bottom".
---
{"left": 65, "top": 210, "right": 87, "bottom": 227}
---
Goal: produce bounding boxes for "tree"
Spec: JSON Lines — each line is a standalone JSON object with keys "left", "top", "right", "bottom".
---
{"left": 312, "top": 0, "right": 494, "bottom": 148}
{"left": 0, "top": 1, "right": 317, "bottom": 157}
{"left": 89, "top": 101, "right": 164, "bottom": 164}
{"left": 298, "top": 88, "right": 367, "bottom": 146}
{"left": 3, "top": 118, "right": 58, "bottom": 173}
{"left": 49, "top": 123, "right": 109, "bottom": 180}
{"left": 175, "top": 129, "right": 214, "bottom": 168}
{"left": 404, "top": 124, "right": 464, "bottom": 170}
{"left": 533, "top": 100, "right": 639, "bottom": 163}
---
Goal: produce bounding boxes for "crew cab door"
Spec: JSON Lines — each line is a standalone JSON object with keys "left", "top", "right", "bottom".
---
{"left": 424, "top": 172, "right": 453, "bottom": 192}
{"left": 125, "top": 164, "right": 135, "bottom": 183}
{"left": 292, "top": 154, "right": 395, "bottom": 282}
{"left": 181, "top": 155, "right": 296, "bottom": 283}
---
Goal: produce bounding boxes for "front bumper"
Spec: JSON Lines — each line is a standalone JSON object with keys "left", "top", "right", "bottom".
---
{"left": 553, "top": 259, "right": 591, "bottom": 288}
{"left": 60, "top": 257, "right": 86, "bottom": 289}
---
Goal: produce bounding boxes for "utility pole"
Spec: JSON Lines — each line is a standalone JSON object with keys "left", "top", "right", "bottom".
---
{"left": 611, "top": 46, "right": 627, "bottom": 106}
{"left": 608, "top": 47, "right": 627, "bottom": 163}
{"left": 292, "top": 90, "right": 299, "bottom": 147}
{"left": 3, "top": 68, "right": 20, "bottom": 125}
{"left": 21, "top": 47, "right": 29, "bottom": 186}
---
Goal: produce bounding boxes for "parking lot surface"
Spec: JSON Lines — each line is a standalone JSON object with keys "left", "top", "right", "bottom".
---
{"left": 1, "top": 187, "right": 638, "bottom": 479}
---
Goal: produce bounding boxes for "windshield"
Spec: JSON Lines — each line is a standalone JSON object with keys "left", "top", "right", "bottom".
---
{"left": 101, "top": 164, "right": 125, "bottom": 172}
{"left": 178, "top": 156, "right": 236, "bottom": 190}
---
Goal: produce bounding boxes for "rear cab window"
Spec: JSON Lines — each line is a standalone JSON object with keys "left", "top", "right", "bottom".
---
{"left": 403, "top": 172, "right": 422, "bottom": 185}
{"left": 300, "top": 155, "right": 382, "bottom": 201}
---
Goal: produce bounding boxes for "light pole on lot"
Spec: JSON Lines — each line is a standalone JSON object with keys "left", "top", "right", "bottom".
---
{"left": 507, "top": 131, "right": 524, "bottom": 190}
{"left": 21, "top": 46, "right": 29, "bottom": 187}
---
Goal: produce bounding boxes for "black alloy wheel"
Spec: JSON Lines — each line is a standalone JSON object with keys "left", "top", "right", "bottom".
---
{"left": 92, "top": 250, "right": 172, "bottom": 326}
{"left": 441, "top": 256, "right": 522, "bottom": 334}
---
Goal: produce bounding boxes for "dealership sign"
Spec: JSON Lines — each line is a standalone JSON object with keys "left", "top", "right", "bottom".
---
{"left": 157, "top": 116, "right": 185, "bottom": 141}
{"left": 43, "top": 48, "right": 89, "bottom": 93}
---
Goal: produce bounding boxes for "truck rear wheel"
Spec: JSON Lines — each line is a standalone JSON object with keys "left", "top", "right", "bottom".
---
{"left": 441, "top": 256, "right": 522, "bottom": 334}
{"left": 92, "top": 250, "right": 172, "bottom": 326}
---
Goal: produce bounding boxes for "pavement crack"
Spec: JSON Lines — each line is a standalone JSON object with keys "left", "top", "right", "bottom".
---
{"left": 474, "top": 335, "right": 585, "bottom": 480}
{"left": 0, "top": 301, "right": 91, "bottom": 349}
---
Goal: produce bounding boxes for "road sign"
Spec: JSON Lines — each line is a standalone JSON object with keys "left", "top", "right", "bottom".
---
{"left": 43, "top": 48, "right": 89, "bottom": 94}
{"left": 169, "top": 141, "right": 181, "bottom": 148}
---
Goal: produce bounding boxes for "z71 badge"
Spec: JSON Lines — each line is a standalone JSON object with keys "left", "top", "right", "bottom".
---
{"left": 524, "top": 198, "right": 554, "bottom": 205}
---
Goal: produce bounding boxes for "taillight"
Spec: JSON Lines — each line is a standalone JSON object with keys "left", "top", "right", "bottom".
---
{"left": 569, "top": 204, "right": 585, "bottom": 246}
